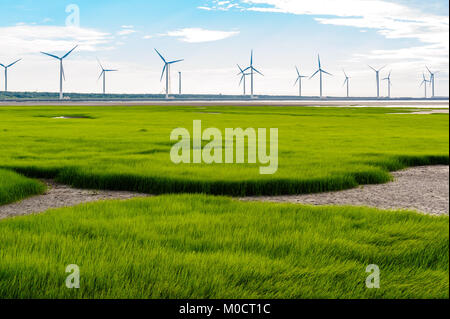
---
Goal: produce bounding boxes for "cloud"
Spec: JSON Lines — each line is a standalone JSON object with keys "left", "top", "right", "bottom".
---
{"left": 160, "top": 28, "right": 240, "bottom": 43}
{"left": 117, "top": 29, "right": 137, "bottom": 36}
{"left": 0, "top": 24, "right": 112, "bottom": 56}
{"left": 201, "top": 0, "right": 449, "bottom": 48}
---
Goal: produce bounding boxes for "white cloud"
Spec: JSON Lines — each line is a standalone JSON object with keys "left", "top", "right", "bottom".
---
{"left": 117, "top": 29, "right": 137, "bottom": 36}
{"left": 160, "top": 28, "right": 240, "bottom": 43}
{"left": 0, "top": 24, "right": 112, "bottom": 56}
{"left": 202, "top": 0, "right": 448, "bottom": 49}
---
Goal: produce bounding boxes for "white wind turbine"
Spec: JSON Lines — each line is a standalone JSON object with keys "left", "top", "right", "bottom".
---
{"left": 368, "top": 65, "right": 386, "bottom": 98}
{"left": 0, "top": 59, "right": 21, "bottom": 92}
{"left": 342, "top": 70, "right": 350, "bottom": 98}
{"left": 294, "top": 66, "right": 308, "bottom": 97}
{"left": 382, "top": 70, "right": 392, "bottom": 98}
{"left": 97, "top": 59, "right": 118, "bottom": 95}
{"left": 310, "top": 55, "right": 332, "bottom": 98}
{"left": 426, "top": 66, "right": 439, "bottom": 98}
{"left": 155, "top": 49, "right": 183, "bottom": 99}
{"left": 41, "top": 46, "right": 78, "bottom": 100}
{"left": 420, "top": 73, "right": 430, "bottom": 98}
{"left": 237, "top": 64, "right": 250, "bottom": 96}
{"left": 242, "top": 50, "right": 263, "bottom": 98}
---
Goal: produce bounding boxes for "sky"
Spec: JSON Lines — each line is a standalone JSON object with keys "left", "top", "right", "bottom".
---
{"left": 0, "top": 0, "right": 448, "bottom": 97}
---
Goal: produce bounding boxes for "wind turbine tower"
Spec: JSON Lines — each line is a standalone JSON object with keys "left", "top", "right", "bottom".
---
{"left": 237, "top": 64, "right": 250, "bottom": 96}
{"left": 382, "top": 71, "right": 392, "bottom": 98}
{"left": 41, "top": 46, "right": 78, "bottom": 100}
{"left": 420, "top": 73, "right": 430, "bottom": 98}
{"left": 310, "top": 55, "right": 332, "bottom": 98}
{"left": 368, "top": 65, "right": 386, "bottom": 98}
{"left": 155, "top": 49, "right": 183, "bottom": 99}
{"left": 342, "top": 70, "right": 350, "bottom": 98}
{"left": 97, "top": 59, "right": 118, "bottom": 95}
{"left": 426, "top": 66, "right": 438, "bottom": 98}
{"left": 0, "top": 59, "right": 21, "bottom": 92}
{"left": 294, "top": 66, "right": 307, "bottom": 97}
{"left": 178, "top": 72, "right": 182, "bottom": 95}
{"left": 243, "top": 50, "right": 263, "bottom": 98}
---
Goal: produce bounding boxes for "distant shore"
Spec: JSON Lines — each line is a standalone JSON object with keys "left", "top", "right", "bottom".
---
{"left": 0, "top": 99, "right": 449, "bottom": 107}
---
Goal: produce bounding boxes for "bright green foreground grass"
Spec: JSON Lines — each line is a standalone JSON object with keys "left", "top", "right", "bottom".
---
{"left": 0, "top": 195, "right": 448, "bottom": 299}
{"left": 0, "top": 169, "right": 45, "bottom": 205}
{"left": 0, "top": 106, "right": 448, "bottom": 196}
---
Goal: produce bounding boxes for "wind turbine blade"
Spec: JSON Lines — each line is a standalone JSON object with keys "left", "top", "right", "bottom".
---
{"left": 425, "top": 65, "right": 433, "bottom": 75}
{"left": 296, "top": 66, "right": 300, "bottom": 77}
{"left": 98, "top": 70, "right": 104, "bottom": 81}
{"left": 294, "top": 77, "right": 299, "bottom": 86}
{"left": 160, "top": 64, "right": 166, "bottom": 82}
{"left": 105, "top": 69, "right": 118, "bottom": 72}
{"left": 154, "top": 49, "right": 167, "bottom": 63}
{"left": 252, "top": 67, "right": 263, "bottom": 76}
{"left": 237, "top": 64, "right": 244, "bottom": 74}
{"left": 242, "top": 66, "right": 250, "bottom": 72}
{"left": 97, "top": 58, "right": 104, "bottom": 71}
{"left": 318, "top": 55, "right": 321, "bottom": 68}
{"left": 322, "top": 70, "right": 333, "bottom": 76}
{"left": 368, "top": 65, "right": 376, "bottom": 72}
{"left": 342, "top": 79, "right": 347, "bottom": 87}
{"left": 0, "top": 63, "right": 5, "bottom": 68}
{"left": 168, "top": 59, "right": 184, "bottom": 64}
{"left": 310, "top": 70, "right": 319, "bottom": 79}
{"left": 62, "top": 45, "right": 78, "bottom": 59}
{"left": 343, "top": 69, "right": 347, "bottom": 78}
{"left": 250, "top": 50, "right": 253, "bottom": 67}
{"left": 7, "top": 59, "right": 22, "bottom": 68}
{"left": 239, "top": 74, "right": 244, "bottom": 86}
{"left": 41, "top": 52, "right": 60, "bottom": 60}
{"left": 379, "top": 65, "right": 387, "bottom": 71}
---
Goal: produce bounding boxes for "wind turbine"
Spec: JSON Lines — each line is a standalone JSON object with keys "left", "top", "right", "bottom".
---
{"left": 97, "top": 59, "right": 118, "bottom": 95}
{"left": 154, "top": 49, "right": 183, "bottom": 99}
{"left": 243, "top": 50, "right": 263, "bottom": 98}
{"left": 420, "top": 73, "right": 430, "bottom": 98}
{"left": 310, "top": 55, "right": 332, "bottom": 98}
{"left": 41, "top": 45, "right": 78, "bottom": 100}
{"left": 342, "top": 70, "right": 350, "bottom": 98}
{"left": 426, "top": 66, "right": 438, "bottom": 98}
{"left": 0, "top": 59, "right": 21, "bottom": 92}
{"left": 368, "top": 65, "right": 386, "bottom": 98}
{"left": 382, "top": 70, "right": 392, "bottom": 98}
{"left": 237, "top": 64, "right": 250, "bottom": 96}
{"left": 294, "top": 66, "right": 308, "bottom": 97}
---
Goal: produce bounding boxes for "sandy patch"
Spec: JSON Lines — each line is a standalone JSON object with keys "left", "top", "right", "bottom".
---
{"left": 241, "top": 166, "right": 449, "bottom": 215}
{"left": 0, "top": 180, "right": 150, "bottom": 220}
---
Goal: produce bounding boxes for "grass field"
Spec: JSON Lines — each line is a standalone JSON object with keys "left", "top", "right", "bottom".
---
{"left": 0, "top": 195, "right": 448, "bottom": 299}
{"left": 0, "top": 169, "right": 45, "bottom": 206}
{"left": 0, "top": 105, "right": 448, "bottom": 299}
{"left": 0, "top": 106, "right": 448, "bottom": 196}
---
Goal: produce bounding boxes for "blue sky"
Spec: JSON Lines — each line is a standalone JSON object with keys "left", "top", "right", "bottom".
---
{"left": 0, "top": 0, "right": 448, "bottom": 97}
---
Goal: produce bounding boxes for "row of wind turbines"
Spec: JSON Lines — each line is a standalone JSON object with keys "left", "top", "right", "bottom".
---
{"left": 0, "top": 46, "right": 441, "bottom": 99}
{"left": 237, "top": 53, "right": 439, "bottom": 99}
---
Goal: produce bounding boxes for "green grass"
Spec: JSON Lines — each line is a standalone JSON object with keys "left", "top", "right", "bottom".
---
{"left": 0, "top": 169, "right": 45, "bottom": 205}
{"left": 0, "top": 195, "right": 448, "bottom": 299}
{"left": 0, "top": 106, "right": 448, "bottom": 196}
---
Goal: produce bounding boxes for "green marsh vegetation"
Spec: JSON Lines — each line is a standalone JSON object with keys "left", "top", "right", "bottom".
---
{"left": 0, "top": 195, "right": 448, "bottom": 298}
{"left": 0, "top": 106, "right": 448, "bottom": 196}
{"left": 0, "top": 169, "right": 45, "bottom": 205}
